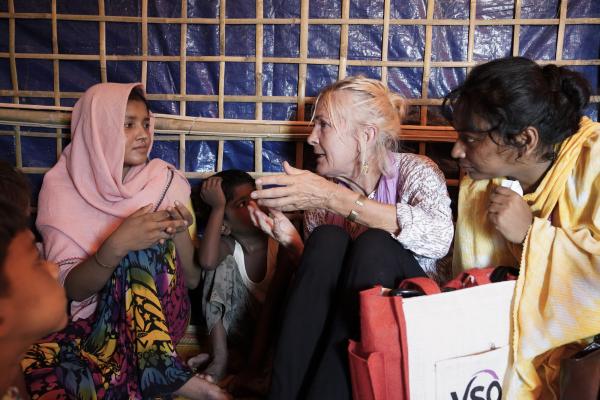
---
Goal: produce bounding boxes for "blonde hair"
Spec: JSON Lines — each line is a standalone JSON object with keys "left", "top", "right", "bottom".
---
{"left": 312, "top": 75, "right": 406, "bottom": 177}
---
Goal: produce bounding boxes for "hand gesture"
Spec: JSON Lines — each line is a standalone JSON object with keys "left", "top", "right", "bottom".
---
{"left": 250, "top": 161, "right": 338, "bottom": 212}
{"left": 487, "top": 186, "right": 533, "bottom": 243}
{"left": 200, "top": 177, "right": 226, "bottom": 208}
{"left": 107, "top": 204, "right": 187, "bottom": 256}
{"left": 166, "top": 200, "right": 193, "bottom": 234}
{"left": 248, "top": 202, "right": 301, "bottom": 249}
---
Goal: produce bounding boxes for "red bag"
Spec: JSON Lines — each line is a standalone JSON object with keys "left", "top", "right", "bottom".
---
{"left": 348, "top": 277, "right": 440, "bottom": 400}
{"left": 444, "top": 266, "right": 517, "bottom": 291}
{"left": 348, "top": 267, "right": 511, "bottom": 400}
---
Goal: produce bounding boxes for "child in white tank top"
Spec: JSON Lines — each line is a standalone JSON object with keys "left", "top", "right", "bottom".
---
{"left": 231, "top": 237, "right": 278, "bottom": 304}
{"left": 189, "top": 170, "right": 293, "bottom": 394}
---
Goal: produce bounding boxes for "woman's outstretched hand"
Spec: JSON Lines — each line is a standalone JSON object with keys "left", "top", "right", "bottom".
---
{"left": 248, "top": 203, "right": 300, "bottom": 248}
{"left": 106, "top": 204, "right": 187, "bottom": 256}
{"left": 248, "top": 202, "right": 304, "bottom": 264}
{"left": 250, "top": 161, "right": 338, "bottom": 212}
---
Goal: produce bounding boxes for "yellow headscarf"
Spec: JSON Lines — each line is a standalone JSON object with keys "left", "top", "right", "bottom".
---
{"left": 453, "top": 117, "right": 600, "bottom": 398}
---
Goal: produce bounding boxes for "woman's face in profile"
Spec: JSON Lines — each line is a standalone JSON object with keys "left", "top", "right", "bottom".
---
{"left": 451, "top": 129, "right": 519, "bottom": 180}
{"left": 307, "top": 92, "right": 360, "bottom": 179}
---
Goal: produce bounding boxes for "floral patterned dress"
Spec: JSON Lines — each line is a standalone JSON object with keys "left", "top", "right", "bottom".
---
{"left": 21, "top": 241, "right": 192, "bottom": 399}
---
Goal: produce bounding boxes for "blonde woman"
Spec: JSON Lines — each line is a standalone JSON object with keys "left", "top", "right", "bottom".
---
{"left": 249, "top": 76, "right": 454, "bottom": 399}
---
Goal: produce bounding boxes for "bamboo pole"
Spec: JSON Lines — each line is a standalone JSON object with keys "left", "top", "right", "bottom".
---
{"left": 217, "top": 0, "right": 227, "bottom": 168}
{"left": 556, "top": 0, "right": 568, "bottom": 61}
{"left": 297, "top": 0, "right": 309, "bottom": 120}
{"left": 218, "top": 0, "right": 226, "bottom": 118}
{"left": 254, "top": 137, "right": 263, "bottom": 173}
{"left": 51, "top": 0, "right": 62, "bottom": 160}
{"left": 0, "top": 106, "right": 458, "bottom": 141}
{"left": 2, "top": 91, "right": 598, "bottom": 106}
{"left": 217, "top": 139, "right": 224, "bottom": 171}
{"left": 512, "top": 0, "right": 522, "bottom": 57}
{"left": 98, "top": 0, "right": 107, "bottom": 82}
{"left": 179, "top": 0, "right": 188, "bottom": 172}
{"left": 8, "top": 0, "right": 18, "bottom": 104}
{"left": 51, "top": 0, "right": 60, "bottom": 106}
{"left": 255, "top": 0, "right": 264, "bottom": 120}
{"left": 2, "top": 53, "right": 599, "bottom": 69}
{"left": 2, "top": 12, "right": 599, "bottom": 26}
{"left": 381, "top": 0, "right": 391, "bottom": 83}
{"left": 141, "top": 0, "right": 148, "bottom": 87}
{"left": 466, "top": 0, "right": 476, "bottom": 74}
{"left": 420, "top": 0, "right": 435, "bottom": 126}
{"left": 7, "top": 0, "right": 22, "bottom": 168}
{"left": 338, "top": 0, "right": 350, "bottom": 80}
{"left": 180, "top": 0, "right": 188, "bottom": 117}
{"left": 254, "top": 1, "right": 265, "bottom": 172}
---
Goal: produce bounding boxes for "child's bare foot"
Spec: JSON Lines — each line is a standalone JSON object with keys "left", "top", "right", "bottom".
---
{"left": 187, "top": 352, "right": 211, "bottom": 370}
{"left": 175, "top": 375, "right": 231, "bottom": 400}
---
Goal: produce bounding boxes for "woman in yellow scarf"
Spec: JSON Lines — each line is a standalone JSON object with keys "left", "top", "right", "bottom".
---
{"left": 445, "top": 57, "right": 600, "bottom": 399}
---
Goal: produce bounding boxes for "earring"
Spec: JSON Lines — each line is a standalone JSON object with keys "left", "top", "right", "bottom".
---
{"left": 361, "top": 160, "right": 369, "bottom": 175}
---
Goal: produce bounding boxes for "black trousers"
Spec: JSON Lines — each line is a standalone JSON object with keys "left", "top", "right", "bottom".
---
{"left": 269, "top": 225, "right": 426, "bottom": 400}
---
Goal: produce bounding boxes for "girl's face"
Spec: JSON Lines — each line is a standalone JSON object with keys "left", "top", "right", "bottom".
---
{"left": 307, "top": 92, "right": 360, "bottom": 178}
{"left": 123, "top": 99, "right": 151, "bottom": 169}
{"left": 224, "top": 183, "right": 260, "bottom": 235}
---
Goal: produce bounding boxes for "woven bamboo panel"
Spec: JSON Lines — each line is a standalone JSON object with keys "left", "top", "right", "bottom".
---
{"left": 0, "top": 0, "right": 598, "bottom": 184}
{"left": 0, "top": 104, "right": 457, "bottom": 179}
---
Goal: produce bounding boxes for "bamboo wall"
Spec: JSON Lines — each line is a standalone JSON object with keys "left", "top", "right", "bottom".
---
{"left": 0, "top": 0, "right": 598, "bottom": 196}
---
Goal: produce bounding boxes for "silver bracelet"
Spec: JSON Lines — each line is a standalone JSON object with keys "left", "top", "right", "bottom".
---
{"left": 94, "top": 252, "right": 115, "bottom": 269}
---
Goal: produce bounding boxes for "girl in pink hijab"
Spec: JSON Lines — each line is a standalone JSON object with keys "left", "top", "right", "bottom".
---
{"left": 21, "top": 83, "right": 228, "bottom": 400}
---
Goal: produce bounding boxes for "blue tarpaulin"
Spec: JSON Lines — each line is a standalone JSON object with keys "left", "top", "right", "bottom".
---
{"left": 0, "top": 0, "right": 598, "bottom": 200}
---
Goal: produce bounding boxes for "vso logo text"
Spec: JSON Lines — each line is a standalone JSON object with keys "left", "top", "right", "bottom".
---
{"left": 450, "top": 369, "right": 502, "bottom": 400}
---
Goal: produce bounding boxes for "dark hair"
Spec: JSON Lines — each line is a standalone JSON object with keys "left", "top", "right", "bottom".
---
{"left": 0, "top": 160, "right": 31, "bottom": 214}
{"left": 443, "top": 57, "right": 591, "bottom": 160}
{"left": 0, "top": 199, "right": 29, "bottom": 297}
{"left": 128, "top": 86, "right": 150, "bottom": 111}
{"left": 193, "top": 170, "right": 255, "bottom": 225}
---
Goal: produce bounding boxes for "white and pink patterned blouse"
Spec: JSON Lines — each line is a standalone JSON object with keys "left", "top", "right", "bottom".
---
{"left": 304, "top": 151, "right": 454, "bottom": 277}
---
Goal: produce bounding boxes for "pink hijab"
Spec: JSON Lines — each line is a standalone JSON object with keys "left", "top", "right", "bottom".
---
{"left": 37, "top": 82, "right": 190, "bottom": 268}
